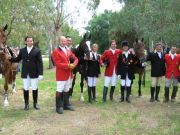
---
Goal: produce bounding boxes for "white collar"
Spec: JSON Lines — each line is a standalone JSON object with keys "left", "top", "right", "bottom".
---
{"left": 169, "top": 51, "right": 177, "bottom": 56}
{"left": 27, "top": 46, "right": 33, "bottom": 49}
{"left": 66, "top": 45, "right": 72, "bottom": 50}
{"left": 110, "top": 48, "right": 116, "bottom": 54}
{"left": 27, "top": 46, "right": 33, "bottom": 53}
{"left": 123, "top": 50, "right": 130, "bottom": 54}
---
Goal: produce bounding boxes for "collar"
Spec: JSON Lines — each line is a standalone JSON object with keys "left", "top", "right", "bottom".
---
{"left": 122, "top": 50, "right": 130, "bottom": 54}
{"left": 169, "top": 51, "right": 177, "bottom": 56}
{"left": 59, "top": 45, "right": 66, "bottom": 49}
{"left": 66, "top": 45, "right": 72, "bottom": 50}
{"left": 27, "top": 46, "right": 33, "bottom": 49}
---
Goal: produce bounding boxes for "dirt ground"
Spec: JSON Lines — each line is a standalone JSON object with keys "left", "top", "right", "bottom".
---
{"left": 0, "top": 88, "right": 180, "bottom": 135}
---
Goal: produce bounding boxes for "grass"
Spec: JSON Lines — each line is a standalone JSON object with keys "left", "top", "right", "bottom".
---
{"left": 0, "top": 60, "right": 179, "bottom": 135}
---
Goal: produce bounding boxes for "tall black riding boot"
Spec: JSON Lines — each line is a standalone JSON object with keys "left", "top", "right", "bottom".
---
{"left": 92, "top": 86, "right": 96, "bottom": 101}
{"left": 23, "top": 90, "right": 29, "bottom": 110}
{"left": 164, "top": 87, "right": 169, "bottom": 103}
{"left": 63, "top": 92, "right": 74, "bottom": 111}
{"left": 102, "top": 86, "right": 108, "bottom": 102}
{"left": 69, "top": 88, "right": 73, "bottom": 97}
{"left": 110, "top": 86, "right": 115, "bottom": 101}
{"left": 150, "top": 87, "right": 155, "bottom": 102}
{"left": 126, "top": 87, "right": 131, "bottom": 103}
{"left": 120, "top": 86, "right": 125, "bottom": 102}
{"left": 155, "top": 86, "right": 160, "bottom": 102}
{"left": 171, "top": 86, "right": 178, "bottom": 102}
{"left": 33, "top": 89, "right": 40, "bottom": 110}
{"left": 88, "top": 86, "right": 92, "bottom": 103}
{"left": 56, "top": 92, "right": 63, "bottom": 114}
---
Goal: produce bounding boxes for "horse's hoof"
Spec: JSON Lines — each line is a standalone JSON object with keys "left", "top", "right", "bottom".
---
{"left": 80, "top": 96, "right": 84, "bottom": 101}
{"left": 12, "top": 89, "right": 17, "bottom": 94}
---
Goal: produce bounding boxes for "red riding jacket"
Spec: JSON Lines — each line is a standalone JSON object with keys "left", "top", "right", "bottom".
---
{"left": 164, "top": 53, "right": 180, "bottom": 79}
{"left": 101, "top": 49, "right": 122, "bottom": 76}
{"left": 52, "top": 47, "right": 78, "bottom": 81}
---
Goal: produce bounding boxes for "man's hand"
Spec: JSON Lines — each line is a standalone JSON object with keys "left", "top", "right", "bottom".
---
{"left": 129, "top": 48, "right": 135, "bottom": 55}
{"left": 38, "top": 75, "right": 44, "bottom": 80}
{"left": 8, "top": 55, "right": 12, "bottom": 60}
{"left": 142, "top": 62, "right": 147, "bottom": 67}
{"left": 69, "top": 64, "right": 75, "bottom": 70}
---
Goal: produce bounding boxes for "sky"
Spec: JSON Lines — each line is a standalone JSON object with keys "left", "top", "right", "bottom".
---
{"left": 65, "top": 0, "right": 124, "bottom": 34}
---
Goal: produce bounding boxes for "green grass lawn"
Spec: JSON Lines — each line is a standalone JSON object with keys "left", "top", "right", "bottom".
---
{"left": 0, "top": 60, "right": 179, "bottom": 135}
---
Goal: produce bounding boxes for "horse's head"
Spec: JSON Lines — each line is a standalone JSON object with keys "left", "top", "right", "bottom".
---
{"left": 83, "top": 31, "right": 91, "bottom": 42}
{"left": 79, "top": 31, "right": 91, "bottom": 51}
{"left": 76, "top": 32, "right": 92, "bottom": 60}
{"left": 0, "top": 24, "right": 8, "bottom": 49}
{"left": 133, "top": 38, "right": 146, "bottom": 58}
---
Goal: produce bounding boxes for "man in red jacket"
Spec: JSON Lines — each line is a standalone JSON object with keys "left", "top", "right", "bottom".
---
{"left": 101, "top": 40, "right": 122, "bottom": 102}
{"left": 52, "top": 36, "right": 78, "bottom": 114}
{"left": 164, "top": 46, "right": 180, "bottom": 102}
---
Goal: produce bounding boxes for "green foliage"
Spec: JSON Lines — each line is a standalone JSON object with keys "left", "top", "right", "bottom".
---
{"left": 0, "top": 0, "right": 98, "bottom": 54}
{"left": 87, "top": 10, "right": 114, "bottom": 53}
{"left": 87, "top": 0, "right": 180, "bottom": 52}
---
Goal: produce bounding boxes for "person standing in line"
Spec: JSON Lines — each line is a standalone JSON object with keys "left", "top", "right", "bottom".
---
{"left": 146, "top": 43, "right": 166, "bottom": 102}
{"left": 10, "top": 36, "right": 43, "bottom": 110}
{"left": 66, "top": 36, "right": 78, "bottom": 97}
{"left": 86, "top": 43, "right": 101, "bottom": 103}
{"left": 100, "top": 40, "right": 122, "bottom": 102}
{"left": 117, "top": 40, "right": 139, "bottom": 103}
{"left": 164, "top": 46, "right": 180, "bottom": 102}
{"left": 52, "top": 36, "right": 78, "bottom": 114}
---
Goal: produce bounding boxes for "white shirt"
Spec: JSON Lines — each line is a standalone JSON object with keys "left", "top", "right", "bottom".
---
{"left": 157, "top": 52, "right": 162, "bottom": 59}
{"left": 59, "top": 46, "right": 67, "bottom": 56}
{"left": 90, "top": 51, "right": 97, "bottom": 60}
{"left": 169, "top": 51, "right": 176, "bottom": 60}
{"left": 123, "top": 51, "right": 129, "bottom": 58}
{"left": 27, "top": 46, "right": 33, "bottom": 54}
{"left": 110, "top": 48, "right": 115, "bottom": 54}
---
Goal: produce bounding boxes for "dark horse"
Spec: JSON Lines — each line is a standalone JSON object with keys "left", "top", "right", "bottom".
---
{"left": 70, "top": 32, "right": 91, "bottom": 101}
{"left": 133, "top": 38, "right": 146, "bottom": 97}
{"left": 0, "top": 25, "right": 19, "bottom": 106}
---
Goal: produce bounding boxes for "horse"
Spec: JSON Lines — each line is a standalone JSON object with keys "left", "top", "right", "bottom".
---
{"left": 0, "top": 25, "right": 19, "bottom": 106}
{"left": 71, "top": 32, "right": 91, "bottom": 101}
{"left": 177, "top": 48, "right": 180, "bottom": 54}
{"left": 133, "top": 38, "right": 146, "bottom": 97}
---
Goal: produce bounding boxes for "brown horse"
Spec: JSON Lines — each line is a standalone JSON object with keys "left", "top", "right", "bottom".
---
{"left": 176, "top": 48, "right": 180, "bottom": 54}
{"left": 133, "top": 38, "right": 146, "bottom": 96}
{"left": 0, "top": 25, "right": 19, "bottom": 106}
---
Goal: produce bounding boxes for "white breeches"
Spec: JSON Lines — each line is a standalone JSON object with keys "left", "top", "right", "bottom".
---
{"left": 104, "top": 74, "right": 117, "bottom": 87}
{"left": 87, "top": 77, "right": 97, "bottom": 87}
{"left": 22, "top": 75, "right": 38, "bottom": 90}
{"left": 121, "top": 74, "right": 132, "bottom": 87}
{"left": 56, "top": 77, "right": 71, "bottom": 92}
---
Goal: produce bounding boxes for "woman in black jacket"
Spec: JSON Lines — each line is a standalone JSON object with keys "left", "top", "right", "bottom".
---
{"left": 86, "top": 43, "right": 101, "bottom": 103}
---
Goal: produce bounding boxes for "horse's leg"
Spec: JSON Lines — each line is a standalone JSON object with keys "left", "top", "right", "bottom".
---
{"left": 138, "top": 74, "right": 142, "bottom": 97}
{"left": 80, "top": 74, "right": 84, "bottom": 101}
{"left": 4, "top": 79, "right": 9, "bottom": 106}
{"left": 130, "top": 80, "right": 134, "bottom": 95}
{"left": 12, "top": 81, "right": 16, "bottom": 93}
{"left": 142, "top": 69, "right": 146, "bottom": 87}
{"left": 69, "top": 73, "right": 76, "bottom": 97}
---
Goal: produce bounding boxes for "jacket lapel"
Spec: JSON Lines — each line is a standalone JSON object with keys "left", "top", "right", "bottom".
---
{"left": 28, "top": 47, "right": 35, "bottom": 55}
